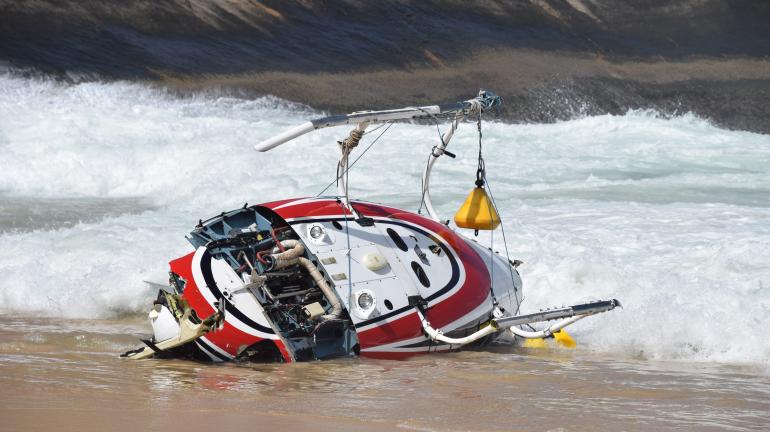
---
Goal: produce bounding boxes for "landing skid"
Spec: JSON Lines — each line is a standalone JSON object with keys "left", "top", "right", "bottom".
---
{"left": 495, "top": 299, "right": 621, "bottom": 327}
{"left": 417, "top": 299, "right": 621, "bottom": 347}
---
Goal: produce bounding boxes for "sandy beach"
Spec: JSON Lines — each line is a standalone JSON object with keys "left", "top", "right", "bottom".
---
{"left": 2, "top": 2, "right": 770, "bottom": 430}
{"left": 2, "top": 316, "right": 769, "bottom": 432}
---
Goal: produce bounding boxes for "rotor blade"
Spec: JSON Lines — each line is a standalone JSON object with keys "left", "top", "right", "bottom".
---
{"left": 255, "top": 121, "right": 315, "bottom": 152}
{"left": 254, "top": 106, "right": 440, "bottom": 152}
{"left": 254, "top": 90, "right": 502, "bottom": 152}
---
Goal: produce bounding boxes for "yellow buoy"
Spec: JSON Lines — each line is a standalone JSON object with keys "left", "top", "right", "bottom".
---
{"left": 522, "top": 338, "right": 548, "bottom": 349}
{"left": 454, "top": 187, "right": 500, "bottom": 230}
{"left": 521, "top": 331, "right": 577, "bottom": 349}
{"left": 553, "top": 330, "right": 577, "bottom": 349}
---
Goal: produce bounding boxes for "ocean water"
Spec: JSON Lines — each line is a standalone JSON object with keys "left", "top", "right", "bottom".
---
{"left": 1, "top": 72, "right": 769, "bottom": 371}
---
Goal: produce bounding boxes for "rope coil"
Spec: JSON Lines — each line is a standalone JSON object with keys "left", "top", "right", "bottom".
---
{"left": 338, "top": 128, "right": 365, "bottom": 152}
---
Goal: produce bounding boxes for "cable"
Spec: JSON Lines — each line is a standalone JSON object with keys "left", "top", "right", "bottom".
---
{"left": 471, "top": 111, "right": 521, "bottom": 314}
{"left": 473, "top": 112, "right": 498, "bottom": 306}
{"left": 482, "top": 168, "right": 522, "bottom": 315}
{"left": 489, "top": 228, "right": 497, "bottom": 306}
{"left": 411, "top": 106, "right": 445, "bottom": 144}
{"left": 416, "top": 107, "right": 454, "bottom": 215}
{"left": 316, "top": 122, "right": 394, "bottom": 197}
{"left": 362, "top": 122, "right": 389, "bottom": 136}
{"left": 342, "top": 180, "right": 353, "bottom": 314}
{"left": 417, "top": 151, "right": 434, "bottom": 215}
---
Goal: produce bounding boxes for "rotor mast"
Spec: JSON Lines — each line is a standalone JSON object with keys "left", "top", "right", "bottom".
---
{"left": 253, "top": 90, "right": 502, "bottom": 223}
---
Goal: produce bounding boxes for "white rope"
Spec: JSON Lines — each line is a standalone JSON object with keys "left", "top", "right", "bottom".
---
{"left": 317, "top": 122, "right": 393, "bottom": 197}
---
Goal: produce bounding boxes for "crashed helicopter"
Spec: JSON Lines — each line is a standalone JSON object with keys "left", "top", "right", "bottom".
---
{"left": 123, "top": 90, "right": 619, "bottom": 362}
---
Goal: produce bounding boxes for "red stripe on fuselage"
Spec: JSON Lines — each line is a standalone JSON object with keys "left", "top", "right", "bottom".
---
{"left": 261, "top": 198, "right": 353, "bottom": 220}
{"left": 169, "top": 252, "right": 292, "bottom": 362}
{"left": 170, "top": 252, "right": 215, "bottom": 318}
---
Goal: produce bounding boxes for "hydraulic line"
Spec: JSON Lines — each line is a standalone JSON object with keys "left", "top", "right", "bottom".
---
{"left": 416, "top": 308, "right": 498, "bottom": 346}
{"left": 266, "top": 240, "right": 343, "bottom": 317}
{"left": 416, "top": 299, "right": 619, "bottom": 347}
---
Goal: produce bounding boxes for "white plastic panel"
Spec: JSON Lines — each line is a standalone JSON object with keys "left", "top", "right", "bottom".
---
{"left": 376, "top": 222, "right": 455, "bottom": 300}
{"left": 315, "top": 244, "right": 398, "bottom": 284}
{"left": 209, "top": 254, "right": 277, "bottom": 339}
{"left": 290, "top": 217, "right": 466, "bottom": 320}
{"left": 465, "top": 239, "right": 523, "bottom": 315}
{"left": 344, "top": 278, "right": 412, "bottom": 325}
{"left": 292, "top": 221, "right": 375, "bottom": 253}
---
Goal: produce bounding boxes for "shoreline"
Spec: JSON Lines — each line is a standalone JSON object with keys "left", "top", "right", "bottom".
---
{"left": 152, "top": 49, "right": 770, "bottom": 133}
{"left": 1, "top": 314, "right": 768, "bottom": 432}
{"left": 2, "top": 1, "right": 769, "bottom": 133}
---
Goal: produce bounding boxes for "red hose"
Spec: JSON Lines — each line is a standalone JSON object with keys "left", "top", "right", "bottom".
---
{"left": 255, "top": 226, "right": 291, "bottom": 264}
{"left": 271, "top": 227, "right": 288, "bottom": 252}
{"left": 256, "top": 250, "right": 271, "bottom": 264}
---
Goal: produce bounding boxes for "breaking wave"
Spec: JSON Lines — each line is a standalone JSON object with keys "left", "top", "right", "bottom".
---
{"left": 1, "top": 73, "right": 769, "bottom": 367}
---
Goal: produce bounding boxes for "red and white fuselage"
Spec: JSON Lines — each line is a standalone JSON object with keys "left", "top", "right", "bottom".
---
{"left": 167, "top": 197, "right": 522, "bottom": 362}
{"left": 123, "top": 91, "right": 619, "bottom": 363}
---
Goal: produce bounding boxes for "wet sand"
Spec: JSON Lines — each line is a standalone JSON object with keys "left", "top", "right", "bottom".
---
{"left": 1, "top": 315, "right": 768, "bottom": 432}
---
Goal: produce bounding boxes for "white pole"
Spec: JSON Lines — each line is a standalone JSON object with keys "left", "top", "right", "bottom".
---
{"left": 254, "top": 106, "right": 442, "bottom": 152}
{"left": 421, "top": 114, "right": 461, "bottom": 223}
{"left": 255, "top": 121, "right": 315, "bottom": 152}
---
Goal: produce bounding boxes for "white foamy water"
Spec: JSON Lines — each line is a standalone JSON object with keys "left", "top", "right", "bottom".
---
{"left": 1, "top": 73, "right": 769, "bottom": 367}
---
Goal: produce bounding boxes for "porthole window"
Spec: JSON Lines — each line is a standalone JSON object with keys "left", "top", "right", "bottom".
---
{"left": 387, "top": 228, "right": 409, "bottom": 251}
{"left": 411, "top": 261, "right": 431, "bottom": 288}
{"left": 332, "top": 220, "right": 343, "bottom": 230}
{"left": 384, "top": 299, "right": 393, "bottom": 310}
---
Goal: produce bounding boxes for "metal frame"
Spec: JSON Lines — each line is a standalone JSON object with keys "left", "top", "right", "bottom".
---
{"left": 254, "top": 91, "right": 502, "bottom": 221}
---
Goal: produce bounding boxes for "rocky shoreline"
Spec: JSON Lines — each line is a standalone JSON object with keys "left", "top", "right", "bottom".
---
{"left": 155, "top": 50, "right": 770, "bottom": 133}
{"left": 1, "top": 0, "right": 768, "bottom": 132}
